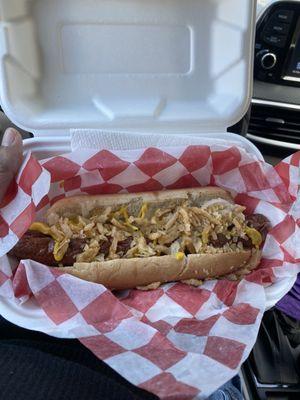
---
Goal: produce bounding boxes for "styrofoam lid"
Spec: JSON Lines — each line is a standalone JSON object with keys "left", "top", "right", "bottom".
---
{"left": 0, "top": 0, "right": 256, "bottom": 135}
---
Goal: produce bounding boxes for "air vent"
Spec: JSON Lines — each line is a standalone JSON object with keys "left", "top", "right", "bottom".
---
{"left": 249, "top": 104, "right": 300, "bottom": 145}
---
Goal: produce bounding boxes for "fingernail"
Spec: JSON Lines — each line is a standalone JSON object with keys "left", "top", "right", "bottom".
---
{"left": 1, "top": 128, "right": 19, "bottom": 147}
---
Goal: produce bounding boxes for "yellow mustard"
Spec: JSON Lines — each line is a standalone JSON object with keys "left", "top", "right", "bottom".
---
{"left": 53, "top": 241, "right": 66, "bottom": 262}
{"left": 245, "top": 227, "right": 262, "bottom": 248}
{"left": 175, "top": 252, "right": 185, "bottom": 261}
{"left": 139, "top": 203, "right": 148, "bottom": 219}
{"left": 118, "top": 206, "right": 139, "bottom": 231}
{"left": 202, "top": 228, "right": 210, "bottom": 245}
{"left": 29, "top": 222, "right": 59, "bottom": 241}
{"left": 29, "top": 222, "right": 66, "bottom": 261}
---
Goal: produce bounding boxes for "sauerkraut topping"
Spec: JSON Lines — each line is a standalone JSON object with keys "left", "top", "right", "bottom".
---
{"left": 30, "top": 198, "right": 264, "bottom": 264}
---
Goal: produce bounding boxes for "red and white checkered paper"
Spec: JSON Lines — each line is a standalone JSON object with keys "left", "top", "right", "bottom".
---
{"left": 1, "top": 145, "right": 300, "bottom": 399}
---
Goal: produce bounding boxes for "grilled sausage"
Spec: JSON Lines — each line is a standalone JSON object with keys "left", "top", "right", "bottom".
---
{"left": 9, "top": 232, "right": 133, "bottom": 266}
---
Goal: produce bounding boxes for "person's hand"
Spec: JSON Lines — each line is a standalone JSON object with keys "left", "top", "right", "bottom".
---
{"left": 0, "top": 128, "right": 23, "bottom": 204}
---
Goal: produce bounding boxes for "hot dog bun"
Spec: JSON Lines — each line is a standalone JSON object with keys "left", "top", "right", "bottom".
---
{"left": 47, "top": 187, "right": 233, "bottom": 225}
{"left": 58, "top": 249, "right": 261, "bottom": 290}
{"left": 43, "top": 187, "right": 263, "bottom": 290}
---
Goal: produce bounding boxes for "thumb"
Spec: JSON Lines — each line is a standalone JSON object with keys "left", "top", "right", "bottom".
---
{"left": 0, "top": 128, "right": 23, "bottom": 204}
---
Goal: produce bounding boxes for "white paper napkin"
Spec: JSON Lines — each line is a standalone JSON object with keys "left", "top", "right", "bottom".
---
{"left": 70, "top": 129, "right": 261, "bottom": 157}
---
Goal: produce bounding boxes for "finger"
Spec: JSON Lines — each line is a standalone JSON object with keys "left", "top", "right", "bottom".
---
{"left": 0, "top": 128, "right": 23, "bottom": 204}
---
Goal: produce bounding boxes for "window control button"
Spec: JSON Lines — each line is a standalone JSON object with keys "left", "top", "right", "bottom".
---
{"left": 274, "top": 10, "right": 294, "bottom": 23}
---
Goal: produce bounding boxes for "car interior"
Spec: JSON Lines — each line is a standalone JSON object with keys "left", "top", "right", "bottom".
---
{"left": 0, "top": 1, "right": 300, "bottom": 399}
{"left": 233, "top": 1, "right": 300, "bottom": 399}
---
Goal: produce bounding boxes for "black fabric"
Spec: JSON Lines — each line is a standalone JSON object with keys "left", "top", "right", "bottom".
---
{"left": 250, "top": 309, "right": 300, "bottom": 385}
{"left": 0, "top": 316, "right": 157, "bottom": 400}
{"left": 276, "top": 309, "right": 300, "bottom": 348}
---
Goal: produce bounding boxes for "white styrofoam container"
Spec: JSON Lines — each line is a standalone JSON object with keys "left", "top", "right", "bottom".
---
{"left": 0, "top": 0, "right": 295, "bottom": 321}
{"left": 0, "top": 0, "right": 260, "bottom": 156}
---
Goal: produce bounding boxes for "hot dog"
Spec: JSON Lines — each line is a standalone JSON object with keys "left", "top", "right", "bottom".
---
{"left": 9, "top": 187, "right": 269, "bottom": 290}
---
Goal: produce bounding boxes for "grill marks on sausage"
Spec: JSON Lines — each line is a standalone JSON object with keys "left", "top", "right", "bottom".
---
{"left": 9, "top": 214, "right": 269, "bottom": 266}
{"left": 99, "top": 237, "right": 133, "bottom": 258}
{"left": 61, "top": 238, "right": 87, "bottom": 265}
{"left": 9, "top": 232, "right": 133, "bottom": 266}
{"left": 10, "top": 231, "right": 56, "bottom": 265}
{"left": 9, "top": 231, "right": 86, "bottom": 266}
{"left": 209, "top": 214, "right": 270, "bottom": 248}
{"left": 246, "top": 214, "right": 269, "bottom": 241}
{"left": 209, "top": 234, "right": 228, "bottom": 248}
{"left": 116, "top": 237, "right": 133, "bottom": 255}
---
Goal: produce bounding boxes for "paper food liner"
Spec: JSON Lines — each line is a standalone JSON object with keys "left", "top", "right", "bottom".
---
{"left": 1, "top": 145, "right": 300, "bottom": 400}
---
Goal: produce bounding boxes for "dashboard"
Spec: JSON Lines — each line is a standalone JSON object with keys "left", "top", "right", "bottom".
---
{"left": 255, "top": 3, "right": 300, "bottom": 86}
{"left": 247, "top": 0, "right": 300, "bottom": 153}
